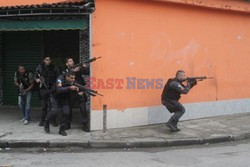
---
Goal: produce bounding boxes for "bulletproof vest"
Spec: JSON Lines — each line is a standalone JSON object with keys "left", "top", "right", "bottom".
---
{"left": 16, "top": 71, "right": 31, "bottom": 89}
{"left": 56, "top": 75, "right": 71, "bottom": 100}
{"left": 161, "top": 78, "right": 181, "bottom": 101}
{"left": 39, "top": 64, "right": 58, "bottom": 88}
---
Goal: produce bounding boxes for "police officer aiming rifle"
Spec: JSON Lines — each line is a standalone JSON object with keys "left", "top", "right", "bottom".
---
{"left": 161, "top": 70, "right": 213, "bottom": 132}
{"left": 44, "top": 71, "right": 80, "bottom": 136}
{"left": 62, "top": 57, "right": 90, "bottom": 132}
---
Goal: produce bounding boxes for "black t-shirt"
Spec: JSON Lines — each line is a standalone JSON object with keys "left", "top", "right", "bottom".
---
{"left": 34, "top": 63, "right": 60, "bottom": 89}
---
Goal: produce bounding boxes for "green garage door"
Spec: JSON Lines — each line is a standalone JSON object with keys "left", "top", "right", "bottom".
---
{"left": 3, "top": 31, "right": 43, "bottom": 106}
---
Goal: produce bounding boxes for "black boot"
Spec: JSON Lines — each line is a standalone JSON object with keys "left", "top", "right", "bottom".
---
{"left": 44, "top": 121, "right": 50, "bottom": 133}
{"left": 39, "top": 119, "right": 45, "bottom": 126}
{"left": 173, "top": 120, "right": 181, "bottom": 132}
{"left": 82, "top": 123, "right": 90, "bottom": 132}
{"left": 59, "top": 126, "right": 67, "bottom": 136}
{"left": 165, "top": 119, "right": 178, "bottom": 132}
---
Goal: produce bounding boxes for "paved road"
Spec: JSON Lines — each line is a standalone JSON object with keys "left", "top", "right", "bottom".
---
{"left": 1, "top": 140, "right": 250, "bottom": 167}
{"left": 1, "top": 109, "right": 250, "bottom": 149}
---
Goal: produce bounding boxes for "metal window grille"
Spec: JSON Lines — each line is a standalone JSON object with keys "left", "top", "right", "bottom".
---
{"left": 0, "top": 32, "right": 3, "bottom": 105}
{"left": 79, "top": 22, "right": 91, "bottom": 115}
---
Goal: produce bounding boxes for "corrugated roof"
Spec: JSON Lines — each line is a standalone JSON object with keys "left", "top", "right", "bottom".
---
{"left": 0, "top": 0, "right": 87, "bottom": 9}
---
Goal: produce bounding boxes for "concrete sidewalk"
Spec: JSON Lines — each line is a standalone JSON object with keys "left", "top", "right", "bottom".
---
{"left": 0, "top": 107, "right": 250, "bottom": 148}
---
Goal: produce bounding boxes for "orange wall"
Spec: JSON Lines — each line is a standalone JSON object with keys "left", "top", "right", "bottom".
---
{"left": 92, "top": 0, "right": 250, "bottom": 110}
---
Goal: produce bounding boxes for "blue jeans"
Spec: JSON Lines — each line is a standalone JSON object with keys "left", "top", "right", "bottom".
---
{"left": 18, "top": 91, "right": 32, "bottom": 121}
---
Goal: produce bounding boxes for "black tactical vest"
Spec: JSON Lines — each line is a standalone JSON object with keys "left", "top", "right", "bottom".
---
{"left": 38, "top": 64, "right": 58, "bottom": 88}
{"left": 16, "top": 71, "right": 31, "bottom": 89}
{"left": 56, "top": 75, "right": 71, "bottom": 103}
{"left": 161, "top": 78, "right": 182, "bottom": 101}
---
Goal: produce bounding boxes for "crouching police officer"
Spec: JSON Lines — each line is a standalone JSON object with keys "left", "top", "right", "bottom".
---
{"left": 161, "top": 70, "right": 197, "bottom": 132}
{"left": 62, "top": 57, "right": 90, "bottom": 132}
{"left": 44, "top": 71, "right": 79, "bottom": 136}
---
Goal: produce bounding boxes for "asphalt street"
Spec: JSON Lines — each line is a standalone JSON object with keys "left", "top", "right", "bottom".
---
{"left": 1, "top": 139, "right": 250, "bottom": 167}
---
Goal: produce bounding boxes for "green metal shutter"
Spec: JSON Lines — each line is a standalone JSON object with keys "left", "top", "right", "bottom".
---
{"left": 3, "top": 31, "right": 43, "bottom": 106}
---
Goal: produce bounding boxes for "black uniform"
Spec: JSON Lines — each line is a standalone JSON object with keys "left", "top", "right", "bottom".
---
{"left": 161, "top": 78, "right": 196, "bottom": 130}
{"left": 44, "top": 75, "right": 72, "bottom": 136}
{"left": 34, "top": 63, "right": 60, "bottom": 125}
{"left": 62, "top": 67, "right": 89, "bottom": 129}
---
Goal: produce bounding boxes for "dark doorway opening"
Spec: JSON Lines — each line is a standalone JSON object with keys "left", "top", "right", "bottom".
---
{"left": 44, "top": 30, "right": 80, "bottom": 72}
{"left": 2, "top": 29, "right": 88, "bottom": 106}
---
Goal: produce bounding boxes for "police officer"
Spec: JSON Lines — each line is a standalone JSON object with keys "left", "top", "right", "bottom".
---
{"left": 14, "top": 65, "right": 34, "bottom": 125}
{"left": 34, "top": 56, "right": 60, "bottom": 126}
{"left": 44, "top": 71, "right": 79, "bottom": 136}
{"left": 161, "top": 70, "right": 197, "bottom": 132}
{"left": 62, "top": 57, "right": 90, "bottom": 132}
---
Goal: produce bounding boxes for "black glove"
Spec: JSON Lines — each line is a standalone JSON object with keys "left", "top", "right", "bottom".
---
{"left": 189, "top": 79, "right": 197, "bottom": 88}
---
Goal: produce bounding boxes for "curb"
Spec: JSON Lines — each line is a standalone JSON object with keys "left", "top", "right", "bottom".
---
{"left": 8, "top": 140, "right": 50, "bottom": 148}
{"left": 1, "top": 132, "right": 250, "bottom": 149}
{"left": 201, "top": 135, "right": 234, "bottom": 144}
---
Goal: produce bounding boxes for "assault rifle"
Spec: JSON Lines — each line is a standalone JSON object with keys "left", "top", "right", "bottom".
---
{"left": 64, "top": 80, "right": 103, "bottom": 97}
{"left": 19, "top": 83, "right": 27, "bottom": 96}
{"left": 183, "top": 76, "right": 213, "bottom": 82}
{"left": 17, "top": 74, "right": 29, "bottom": 96}
{"left": 73, "top": 57, "right": 101, "bottom": 68}
{"left": 37, "top": 73, "right": 52, "bottom": 112}
{"left": 37, "top": 73, "right": 48, "bottom": 90}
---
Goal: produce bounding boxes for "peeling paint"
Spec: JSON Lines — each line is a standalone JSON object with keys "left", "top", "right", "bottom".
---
{"left": 129, "top": 62, "right": 135, "bottom": 66}
{"left": 237, "top": 35, "right": 242, "bottom": 40}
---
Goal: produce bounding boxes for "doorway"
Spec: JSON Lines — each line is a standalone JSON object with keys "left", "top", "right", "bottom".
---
{"left": 2, "top": 29, "right": 87, "bottom": 106}
{"left": 44, "top": 30, "right": 80, "bottom": 72}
